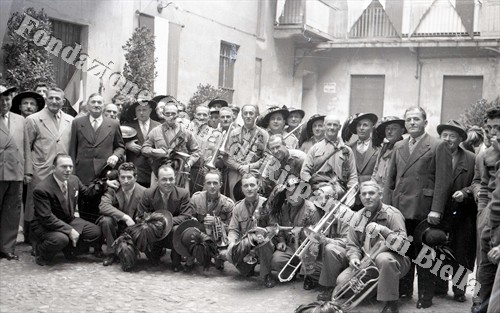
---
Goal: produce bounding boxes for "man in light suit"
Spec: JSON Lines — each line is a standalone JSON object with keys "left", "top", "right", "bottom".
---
{"left": 136, "top": 165, "right": 193, "bottom": 271}
{"left": 31, "top": 154, "right": 102, "bottom": 266}
{"left": 0, "top": 86, "right": 32, "bottom": 260}
{"left": 384, "top": 106, "right": 453, "bottom": 308}
{"left": 123, "top": 99, "right": 160, "bottom": 187}
{"left": 69, "top": 93, "right": 125, "bottom": 222}
{"left": 98, "top": 162, "right": 145, "bottom": 266}
{"left": 25, "top": 87, "right": 74, "bottom": 242}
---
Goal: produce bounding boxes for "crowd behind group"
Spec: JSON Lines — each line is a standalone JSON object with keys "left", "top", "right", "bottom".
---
{"left": 0, "top": 83, "right": 499, "bottom": 313}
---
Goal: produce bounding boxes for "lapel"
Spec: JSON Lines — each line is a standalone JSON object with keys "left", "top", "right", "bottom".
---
{"left": 35, "top": 109, "right": 57, "bottom": 137}
{"left": 0, "top": 117, "right": 9, "bottom": 136}
{"left": 116, "top": 188, "right": 125, "bottom": 211}
{"left": 95, "top": 117, "right": 112, "bottom": 146}
{"left": 80, "top": 116, "right": 96, "bottom": 143}
{"left": 402, "top": 134, "right": 431, "bottom": 175}
{"left": 49, "top": 175, "right": 70, "bottom": 215}
{"left": 399, "top": 137, "right": 411, "bottom": 162}
{"left": 57, "top": 113, "right": 72, "bottom": 139}
{"left": 359, "top": 142, "right": 377, "bottom": 173}
{"left": 134, "top": 121, "right": 145, "bottom": 143}
{"left": 453, "top": 148, "right": 467, "bottom": 182}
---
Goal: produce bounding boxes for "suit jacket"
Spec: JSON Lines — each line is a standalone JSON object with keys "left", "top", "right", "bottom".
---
{"left": 383, "top": 133, "right": 453, "bottom": 221}
{"left": 0, "top": 112, "right": 32, "bottom": 181}
{"left": 69, "top": 115, "right": 125, "bottom": 184}
{"left": 25, "top": 108, "right": 73, "bottom": 183}
{"left": 350, "top": 140, "right": 379, "bottom": 183}
{"left": 136, "top": 186, "right": 193, "bottom": 225}
{"left": 99, "top": 183, "right": 146, "bottom": 221}
{"left": 31, "top": 174, "right": 96, "bottom": 235}
{"left": 123, "top": 119, "right": 160, "bottom": 184}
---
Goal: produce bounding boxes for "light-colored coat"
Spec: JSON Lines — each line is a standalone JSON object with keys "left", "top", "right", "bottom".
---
{"left": 25, "top": 108, "right": 73, "bottom": 183}
{"left": 0, "top": 112, "right": 31, "bottom": 181}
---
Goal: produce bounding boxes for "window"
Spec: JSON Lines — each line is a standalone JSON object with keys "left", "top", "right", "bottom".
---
{"left": 442, "top": 76, "right": 483, "bottom": 123}
{"left": 254, "top": 58, "right": 262, "bottom": 101}
{"left": 218, "top": 41, "right": 239, "bottom": 102}
{"left": 349, "top": 75, "right": 385, "bottom": 117}
{"left": 50, "top": 19, "right": 82, "bottom": 89}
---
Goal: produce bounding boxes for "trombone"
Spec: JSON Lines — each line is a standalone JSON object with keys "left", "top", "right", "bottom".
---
{"left": 277, "top": 183, "right": 359, "bottom": 283}
{"left": 205, "top": 122, "right": 234, "bottom": 170}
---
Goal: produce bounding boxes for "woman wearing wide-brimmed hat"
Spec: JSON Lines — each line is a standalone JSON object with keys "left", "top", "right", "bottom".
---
{"left": 299, "top": 114, "right": 325, "bottom": 153}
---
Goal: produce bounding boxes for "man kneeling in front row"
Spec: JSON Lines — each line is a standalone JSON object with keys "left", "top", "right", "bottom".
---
{"left": 335, "top": 181, "right": 410, "bottom": 313}
{"left": 31, "top": 154, "right": 102, "bottom": 265}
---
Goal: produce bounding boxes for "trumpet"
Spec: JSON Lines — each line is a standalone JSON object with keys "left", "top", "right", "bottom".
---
{"left": 211, "top": 216, "right": 230, "bottom": 248}
{"left": 277, "top": 183, "right": 359, "bottom": 282}
{"left": 206, "top": 122, "right": 234, "bottom": 170}
{"left": 332, "top": 234, "right": 388, "bottom": 311}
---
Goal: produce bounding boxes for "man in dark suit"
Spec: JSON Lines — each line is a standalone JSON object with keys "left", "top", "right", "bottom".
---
{"left": 0, "top": 86, "right": 32, "bottom": 260}
{"left": 123, "top": 99, "right": 160, "bottom": 187}
{"left": 433, "top": 120, "right": 477, "bottom": 302}
{"left": 31, "top": 154, "right": 102, "bottom": 266}
{"left": 69, "top": 93, "right": 125, "bottom": 222}
{"left": 98, "top": 162, "right": 146, "bottom": 266}
{"left": 136, "top": 164, "right": 193, "bottom": 271}
{"left": 384, "top": 106, "right": 453, "bottom": 308}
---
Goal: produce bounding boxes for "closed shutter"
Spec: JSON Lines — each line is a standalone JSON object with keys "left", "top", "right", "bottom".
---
{"left": 349, "top": 75, "right": 385, "bottom": 117}
{"left": 441, "top": 76, "right": 483, "bottom": 123}
{"left": 51, "top": 20, "right": 82, "bottom": 89}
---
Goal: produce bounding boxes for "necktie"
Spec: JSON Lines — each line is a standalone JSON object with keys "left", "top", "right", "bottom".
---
{"left": 54, "top": 113, "right": 60, "bottom": 130}
{"left": 409, "top": 138, "right": 417, "bottom": 155}
{"left": 140, "top": 121, "right": 148, "bottom": 137}
{"left": 61, "top": 180, "right": 69, "bottom": 211}
{"left": 92, "top": 119, "right": 99, "bottom": 132}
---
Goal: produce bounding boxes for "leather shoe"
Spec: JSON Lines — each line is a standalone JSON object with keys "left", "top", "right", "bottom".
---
{"left": 103, "top": 255, "right": 117, "bottom": 266}
{"left": 454, "top": 294, "right": 466, "bottom": 302}
{"left": 263, "top": 274, "right": 276, "bottom": 288}
{"left": 399, "top": 293, "right": 412, "bottom": 301}
{"left": 303, "top": 276, "right": 317, "bottom": 290}
{"left": 0, "top": 252, "right": 19, "bottom": 260}
{"left": 35, "top": 256, "right": 48, "bottom": 266}
{"left": 416, "top": 299, "right": 432, "bottom": 309}
{"left": 381, "top": 301, "right": 399, "bottom": 313}
{"left": 173, "top": 264, "right": 184, "bottom": 272}
{"left": 317, "top": 288, "right": 334, "bottom": 301}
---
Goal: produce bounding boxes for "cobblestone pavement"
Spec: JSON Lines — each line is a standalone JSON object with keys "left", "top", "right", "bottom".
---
{"left": 1, "top": 241, "right": 474, "bottom": 313}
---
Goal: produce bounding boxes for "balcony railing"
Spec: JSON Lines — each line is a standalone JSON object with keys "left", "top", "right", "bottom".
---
{"left": 275, "top": 0, "right": 500, "bottom": 43}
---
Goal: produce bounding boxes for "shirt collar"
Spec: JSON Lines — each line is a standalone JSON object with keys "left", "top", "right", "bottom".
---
{"left": 53, "top": 174, "right": 67, "bottom": 190}
{"left": 410, "top": 132, "right": 426, "bottom": 144}
{"left": 1, "top": 112, "right": 9, "bottom": 118}
{"left": 90, "top": 115, "right": 103, "bottom": 123}
{"left": 357, "top": 137, "right": 371, "bottom": 145}
{"left": 122, "top": 184, "right": 135, "bottom": 196}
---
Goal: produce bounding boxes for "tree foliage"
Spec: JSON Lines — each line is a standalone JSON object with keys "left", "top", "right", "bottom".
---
{"left": 459, "top": 97, "right": 500, "bottom": 128}
{"left": 121, "top": 26, "right": 157, "bottom": 98}
{"left": 2, "top": 7, "right": 55, "bottom": 91}
{"left": 186, "top": 83, "right": 229, "bottom": 119}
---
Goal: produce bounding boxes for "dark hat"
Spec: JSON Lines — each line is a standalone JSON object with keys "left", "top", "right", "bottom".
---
{"left": 288, "top": 107, "right": 305, "bottom": 119}
{"left": 209, "top": 107, "right": 220, "bottom": 115}
{"left": 414, "top": 220, "right": 447, "bottom": 247}
{"left": 260, "top": 106, "right": 289, "bottom": 128}
{"left": 208, "top": 99, "right": 228, "bottom": 108}
{"left": 151, "top": 209, "right": 174, "bottom": 240}
{"left": 11, "top": 91, "right": 45, "bottom": 115}
{"left": 437, "top": 119, "right": 467, "bottom": 141}
{"left": 124, "top": 98, "right": 160, "bottom": 123}
{"left": 376, "top": 116, "right": 406, "bottom": 138}
{"left": 173, "top": 219, "right": 207, "bottom": 257}
{"left": 305, "top": 114, "right": 325, "bottom": 138}
{"left": 0, "top": 86, "right": 16, "bottom": 97}
{"left": 348, "top": 113, "right": 378, "bottom": 134}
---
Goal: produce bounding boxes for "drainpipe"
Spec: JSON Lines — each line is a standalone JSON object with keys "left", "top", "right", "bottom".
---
{"left": 414, "top": 47, "right": 423, "bottom": 107}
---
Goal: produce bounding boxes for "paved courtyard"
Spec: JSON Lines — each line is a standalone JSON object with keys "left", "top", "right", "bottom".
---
{"left": 0, "top": 239, "right": 475, "bottom": 313}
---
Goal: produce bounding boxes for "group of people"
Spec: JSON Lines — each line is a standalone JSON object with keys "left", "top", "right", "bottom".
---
{"left": 0, "top": 83, "right": 499, "bottom": 313}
